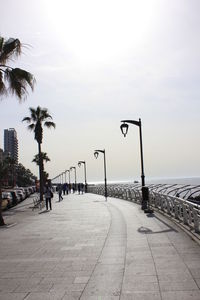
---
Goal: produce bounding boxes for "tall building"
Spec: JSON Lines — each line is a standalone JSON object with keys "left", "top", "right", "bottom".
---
{"left": 4, "top": 128, "right": 18, "bottom": 163}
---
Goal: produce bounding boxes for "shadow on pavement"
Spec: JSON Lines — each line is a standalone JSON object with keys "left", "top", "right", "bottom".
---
{"left": 138, "top": 214, "right": 178, "bottom": 234}
{"left": 38, "top": 210, "right": 50, "bottom": 214}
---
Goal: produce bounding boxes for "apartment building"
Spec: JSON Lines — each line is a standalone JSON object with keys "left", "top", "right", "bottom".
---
{"left": 4, "top": 128, "right": 18, "bottom": 163}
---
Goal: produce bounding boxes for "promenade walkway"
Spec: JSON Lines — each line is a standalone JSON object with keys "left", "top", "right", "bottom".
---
{"left": 0, "top": 193, "right": 200, "bottom": 300}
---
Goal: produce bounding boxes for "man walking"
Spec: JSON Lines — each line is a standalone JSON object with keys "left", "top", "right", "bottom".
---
{"left": 44, "top": 181, "right": 53, "bottom": 210}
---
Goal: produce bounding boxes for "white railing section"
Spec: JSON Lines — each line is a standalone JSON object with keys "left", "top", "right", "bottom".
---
{"left": 88, "top": 184, "right": 200, "bottom": 234}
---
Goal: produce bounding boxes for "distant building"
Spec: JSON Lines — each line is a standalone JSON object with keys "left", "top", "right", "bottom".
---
{"left": 4, "top": 128, "right": 18, "bottom": 164}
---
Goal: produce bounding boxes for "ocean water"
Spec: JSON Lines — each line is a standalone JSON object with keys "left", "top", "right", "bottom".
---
{"left": 146, "top": 177, "right": 200, "bottom": 186}
{"left": 91, "top": 177, "right": 200, "bottom": 186}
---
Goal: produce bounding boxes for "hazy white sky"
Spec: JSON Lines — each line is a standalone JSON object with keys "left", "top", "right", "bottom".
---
{"left": 0, "top": 0, "right": 200, "bottom": 183}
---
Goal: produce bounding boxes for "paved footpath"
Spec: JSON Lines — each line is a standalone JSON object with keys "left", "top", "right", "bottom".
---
{"left": 1, "top": 193, "right": 200, "bottom": 300}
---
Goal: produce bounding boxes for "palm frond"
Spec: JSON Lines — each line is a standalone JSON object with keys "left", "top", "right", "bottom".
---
{"left": 32, "top": 152, "right": 50, "bottom": 165}
{"left": 29, "top": 107, "right": 37, "bottom": 121}
{"left": 22, "top": 116, "right": 31, "bottom": 123}
{"left": 13, "top": 68, "right": 35, "bottom": 90}
{"left": 4, "top": 67, "right": 35, "bottom": 100}
{"left": 28, "top": 124, "right": 35, "bottom": 131}
{"left": 0, "top": 37, "right": 4, "bottom": 53}
{"left": 0, "top": 38, "right": 21, "bottom": 64}
{"left": 44, "top": 121, "right": 56, "bottom": 129}
{"left": 0, "top": 71, "right": 6, "bottom": 98}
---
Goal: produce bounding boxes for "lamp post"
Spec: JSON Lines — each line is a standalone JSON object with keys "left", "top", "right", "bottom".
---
{"left": 64, "top": 170, "right": 67, "bottom": 183}
{"left": 120, "top": 118, "right": 152, "bottom": 213}
{"left": 62, "top": 172, "right": 65, "bottom": 184}
{"left": 66, "top": 169, "right": 70, "bottom": 184}
{"left": 78, "top": 161, "right": 87, "bottom": 192}
{"left": 70, "top": 166, "right": 77, "bottom": 191}
{"left": 94, "top": 149, "right": 108, "bottom": 201}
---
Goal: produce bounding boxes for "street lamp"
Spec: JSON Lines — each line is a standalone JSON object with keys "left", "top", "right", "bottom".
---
{"left": 78, "top": 161, "right": 87, "bottom": 192}
{"left": 62, "top": 172, "right": 65, "bottom": 184}
{"left": 94, "top": 149, "right": 108, "bottom": 201}
{"left": 66, "top": 169, "right": 71, "bottom": 184}
{"left": 64, "top": 170, "right": 67, "bottom": 183}
{"left": 70, "top": 166, "right": 77, "bottom": 190}
{"left": 120, "top": 118, "right": 153, "bottom": 213}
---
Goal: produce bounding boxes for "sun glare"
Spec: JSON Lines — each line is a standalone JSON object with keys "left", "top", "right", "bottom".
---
{"left": 44, "top": 0, "right": 157, "bottom": 64}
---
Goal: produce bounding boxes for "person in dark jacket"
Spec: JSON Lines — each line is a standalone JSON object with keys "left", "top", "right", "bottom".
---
{"left": 44, "top": 182, "right": 53, "bottom": 210}
{"left": 58, "top": 184, "right": 63, "bottom": 201}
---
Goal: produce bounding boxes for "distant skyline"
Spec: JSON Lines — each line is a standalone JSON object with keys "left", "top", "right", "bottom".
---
{"left": 1, "top": 0, "right": 200, "bottom": 184}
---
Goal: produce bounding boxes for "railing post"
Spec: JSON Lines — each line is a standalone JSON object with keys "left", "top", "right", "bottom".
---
{"left": 183, "top": 204, "right": 189, "bottom": 225}
{"left": 193, "top": 209, "right": 200, "bottom": 233}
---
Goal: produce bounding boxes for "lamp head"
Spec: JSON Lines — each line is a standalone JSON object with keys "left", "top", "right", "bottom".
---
{"left": 94, "top": 151, "right": 99, "bottom": 159}
{"left": 120, "top": 122, "right": 129, "bottom": 137}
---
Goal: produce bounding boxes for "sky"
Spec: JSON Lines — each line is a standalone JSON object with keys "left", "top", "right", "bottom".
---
{"left": 0, "top": 0, "right": 200, "bottom": 184}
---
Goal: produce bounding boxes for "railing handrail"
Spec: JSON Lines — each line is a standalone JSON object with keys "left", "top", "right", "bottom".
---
{"left": 87, "top": 183, "right": 200, "bottom": 234}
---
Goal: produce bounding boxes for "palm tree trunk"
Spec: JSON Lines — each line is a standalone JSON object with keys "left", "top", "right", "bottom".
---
{"left": 38, "top": 142, "right": 44, "bottom": 203}
{"left": 0, "top": 185, "right": 5, "bottom": 226}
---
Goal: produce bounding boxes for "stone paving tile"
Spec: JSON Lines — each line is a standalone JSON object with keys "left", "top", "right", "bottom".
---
{"left": 161, "top": 290, "right": 200, "bottom": 300}
{"left": 124, "top": 275, "right": 158, "bottom": 283}
{"left": 158, "top": 272, "right": 195, "bottom": 282}
{"left": 92, "top": 264, "right": 124, "bottom": 277}
{"left": 195, "top": 278, "right": 200, "bottom": 289}
{"left": 0, "top": 271, "right": 34, "bottom": 279}
{"left": 74, "top": 276, "right": 90, "bottom": 284}
{"left": 156, "top": 267, "right": 192, "bottom": 276}
{"left": 80, "top": 296, "right": 120, "bottom": 300}
{"left": 31, "top": 271, "right": 65, "bottom": 278}
{"left": 14, "top": 283, "right": 53, "bottom": 293}
{"left": 24, "top": 291, "right": 66, "bottom": 300}
{"left": 0, "top": 292, "right": 28, "bottom": 300}
{"left": 61, "top": 291, "right": 82, "bottom": 299}
{"left": 185, "top": 260, "right": 200, "bottom": 268}
{"left": 123, "top": 280, "right": 160, "bottom": 292}
{"left": 125, "top": 264, "right": 157, "bottom": 276}
{"left": 40, "top": 276, "right": 75, "bottom": 285}
{"left": 0, "top": 278, "right": 22, "bottom": 292}
{"left": 120, "top": 292, "right": 162, "bottom": 300}
{"left": 159, "top": 280, "right": 199, "bottom": 291}
{"left": 50, "top": 283, "right": 86, "bottom": 292}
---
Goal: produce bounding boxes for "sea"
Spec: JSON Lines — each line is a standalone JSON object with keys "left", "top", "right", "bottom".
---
{"left": 90, "top": 177, "right": 200, "bottom": 186}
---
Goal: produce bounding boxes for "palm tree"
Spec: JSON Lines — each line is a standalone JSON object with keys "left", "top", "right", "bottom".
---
{"left": 32, "top": 152, "right": 50, "bottom": 166}
{"left": 0, "top": 36, "right": 35, "bottom": 100}
{"left": 32, "top": 152, "right": 50, "bottom": 185}
{"left": 22, "top": 106, "right": 55, "bottom": 202}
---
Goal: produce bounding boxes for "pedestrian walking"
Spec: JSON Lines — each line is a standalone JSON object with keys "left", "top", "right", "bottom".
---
{"left": 58, "top": 184, "right": 63, "bottom": 201}
{"left": 63, "top": 183, "right": 67, "bottom": 195}
{"left": 66, "top": 183, "right": 69, "bottom": 194}
{"left": 44, "top": 182, "right": 53, "bottom": 210}
{"left": 78, "top": 183, "right": 81, "bottom": 194}
{"left": 81, "top": 183, "right": 84, "bottom": 194}
{"left": 72, "top": 183, "right": 76, "bottom": 193}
